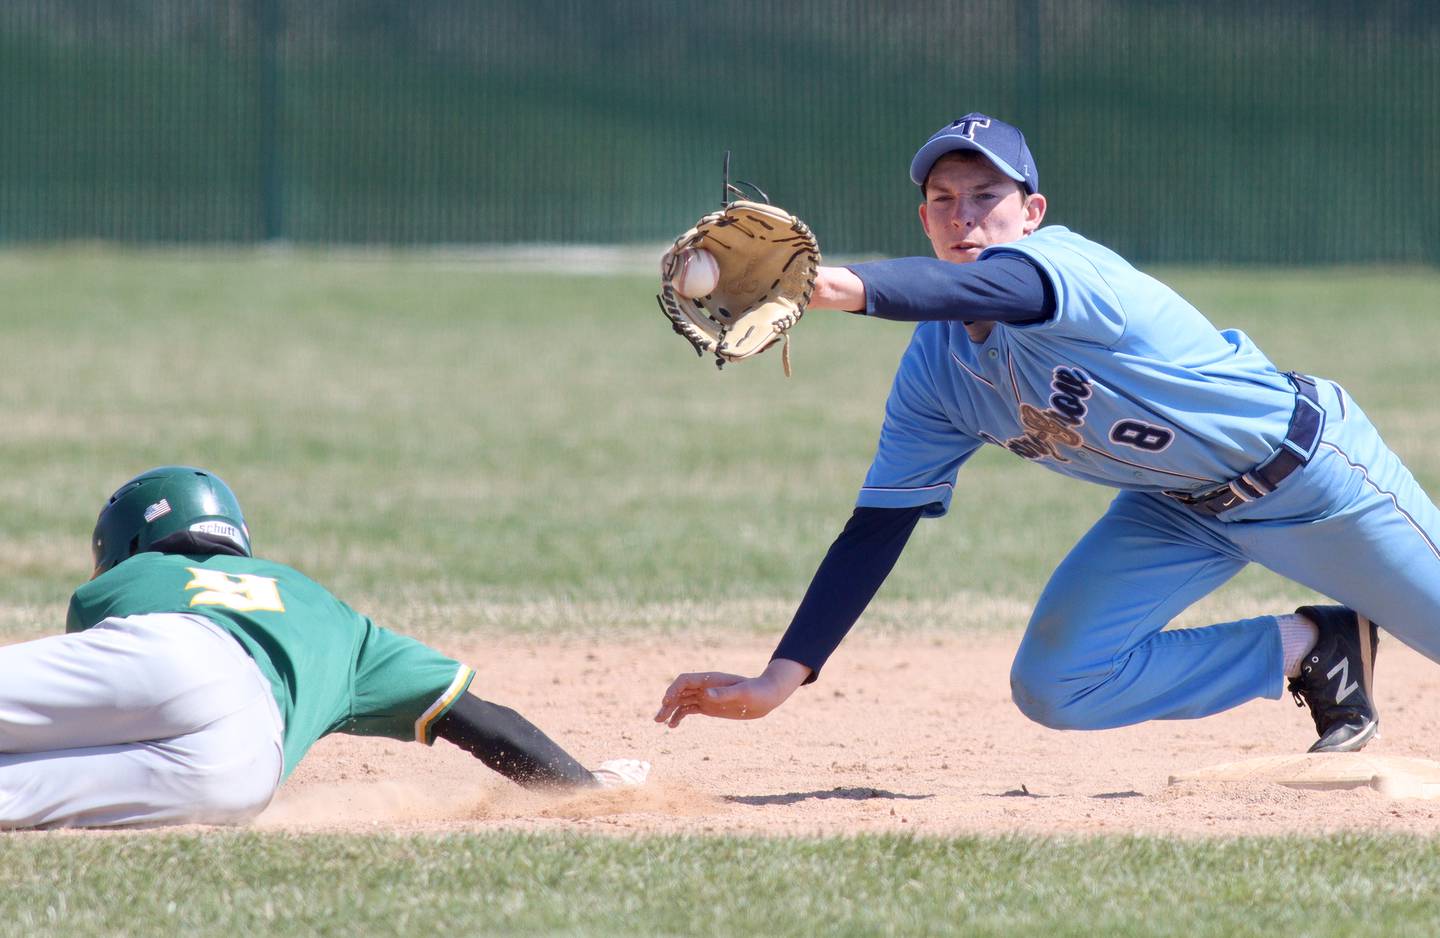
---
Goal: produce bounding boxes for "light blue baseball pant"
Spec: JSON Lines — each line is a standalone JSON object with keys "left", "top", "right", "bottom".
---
{"left": 1010, "top": 378, "right": 1440, "bottom": 729}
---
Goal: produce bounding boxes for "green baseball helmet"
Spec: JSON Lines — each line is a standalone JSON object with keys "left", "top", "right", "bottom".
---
{"left": 91, "top": 466, "right": 252, "bottom": 576}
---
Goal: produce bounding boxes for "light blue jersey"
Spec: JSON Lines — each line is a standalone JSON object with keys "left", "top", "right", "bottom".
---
{"left": 859, "top": 227, "right": 1297, "bottom": 515}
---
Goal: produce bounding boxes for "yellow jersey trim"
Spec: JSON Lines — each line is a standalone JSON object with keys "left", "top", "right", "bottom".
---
{"left": 414, "top": 664, "right": 476, "bottom": 745}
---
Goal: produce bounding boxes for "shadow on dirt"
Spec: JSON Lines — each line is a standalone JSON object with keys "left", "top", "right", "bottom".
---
{"left": 724, "top": 787, "right": 935, "bottom": 806}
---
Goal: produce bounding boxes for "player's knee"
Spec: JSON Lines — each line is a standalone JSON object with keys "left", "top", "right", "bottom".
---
{"left": 186, "top": 769, "right": 275, "bottom": 825}
{"left": 1009, "top": 653, "right": 1094, "bottom": 731}
{"left": 182, "top": 738, "right": 281, "bottom": 825}
{"left": 1010, "top": 672, "right": 1066, "bottom": 728}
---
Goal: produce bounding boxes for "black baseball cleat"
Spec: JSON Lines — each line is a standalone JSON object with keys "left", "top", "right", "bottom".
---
{"left": 1288, "top": 605, "right": 1380, "bottom": 754}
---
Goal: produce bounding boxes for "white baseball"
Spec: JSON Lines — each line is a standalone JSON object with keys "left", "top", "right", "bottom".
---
{"left": 673, "top": 248, "right": 720, "bottom": 299}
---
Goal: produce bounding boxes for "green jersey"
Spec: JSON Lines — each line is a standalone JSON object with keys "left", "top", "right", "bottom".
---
{"left": 67, "top": 552, "right": 474, "bottom": 778}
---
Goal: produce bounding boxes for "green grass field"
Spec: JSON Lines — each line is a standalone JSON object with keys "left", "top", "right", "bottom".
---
{"left": 6, "top": 832, "right": 1440, "bottom": 937}
{"left": 3, "top": 249, "right": 1440, "bottom": 935}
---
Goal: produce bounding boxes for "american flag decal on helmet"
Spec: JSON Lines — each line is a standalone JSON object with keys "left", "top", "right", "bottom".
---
{"left": 143, "top": 499, "right": 172, "bottom": 523}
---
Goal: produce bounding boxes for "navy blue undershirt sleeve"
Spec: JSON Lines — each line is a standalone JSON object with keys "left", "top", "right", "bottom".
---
{"left": 771, "top": 505, "right": 925, "bottom": 684}
{"left": 847, "top": 253, "right": 1054, "bottom": 324}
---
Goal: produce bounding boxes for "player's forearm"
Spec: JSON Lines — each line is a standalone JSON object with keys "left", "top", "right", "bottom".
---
{"left": 761, "top": 658, "right": 813, "bottom": 697}
{"left": 848, "top": 254, "right": 1052, "bottom": 323}
{"left": 809, "top": 266, "right": 867, "bottom": 311}
{"left": 433, "top": 693, "right": 597, "bottom": 790}
{"left": 770, "top": 505, "right": 924, "bottom": 683}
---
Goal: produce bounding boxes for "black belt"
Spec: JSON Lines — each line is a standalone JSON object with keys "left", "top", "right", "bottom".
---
{"left": 1165, "top": 373, "right": 1324, "bottom": 518}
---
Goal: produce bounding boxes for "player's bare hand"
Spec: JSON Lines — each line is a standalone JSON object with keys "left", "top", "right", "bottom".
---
{"left": 653, "top": 659, "right": 811, "bottom": 727}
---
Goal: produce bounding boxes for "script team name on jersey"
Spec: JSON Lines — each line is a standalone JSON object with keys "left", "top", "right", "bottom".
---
{"left": 979, "top": 365, "right": 1092, "bottom": 462}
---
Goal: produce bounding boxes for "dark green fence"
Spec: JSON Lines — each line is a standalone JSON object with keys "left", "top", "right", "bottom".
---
{"left": 2, "top": 1, "right": 1437, "bottom": 263}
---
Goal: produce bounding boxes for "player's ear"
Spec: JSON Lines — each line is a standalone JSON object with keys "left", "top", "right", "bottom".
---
{"left": 918, "top": 200, "right": 932, "bottom": 238}
{"left": 1022, "top": 192, "right": 1047, "bottom": 234}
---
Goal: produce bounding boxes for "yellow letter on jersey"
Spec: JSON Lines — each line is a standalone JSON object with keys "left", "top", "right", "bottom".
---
{"left": 184, "top": 568, "right": 286, "bottom": 613}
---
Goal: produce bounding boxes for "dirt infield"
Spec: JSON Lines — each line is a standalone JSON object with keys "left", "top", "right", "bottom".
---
{"left": 256, "top": 630, "right": 1440, "bottom": 837}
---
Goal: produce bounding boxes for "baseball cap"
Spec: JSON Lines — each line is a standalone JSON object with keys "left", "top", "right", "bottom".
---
{"left": 909, "top": 112, "right": 1039, "bottom": 193}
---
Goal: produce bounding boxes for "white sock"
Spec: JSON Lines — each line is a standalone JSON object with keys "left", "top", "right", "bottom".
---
{"left": 1279, "top": 613, "right": 1319, "bottom": 678}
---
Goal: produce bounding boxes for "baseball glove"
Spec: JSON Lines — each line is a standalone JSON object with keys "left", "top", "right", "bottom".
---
{"left": 656, "top": 200, "right": 820, "bottom": 376}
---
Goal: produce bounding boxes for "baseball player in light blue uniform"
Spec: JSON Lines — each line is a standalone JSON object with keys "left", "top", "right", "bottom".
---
{"left": 657, "top": 112, "right": 1439, "bottom": 757}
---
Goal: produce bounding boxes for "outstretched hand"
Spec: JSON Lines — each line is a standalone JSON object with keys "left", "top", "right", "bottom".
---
{"left": 653, "top": 659, "right": 811, "bottom": 728}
